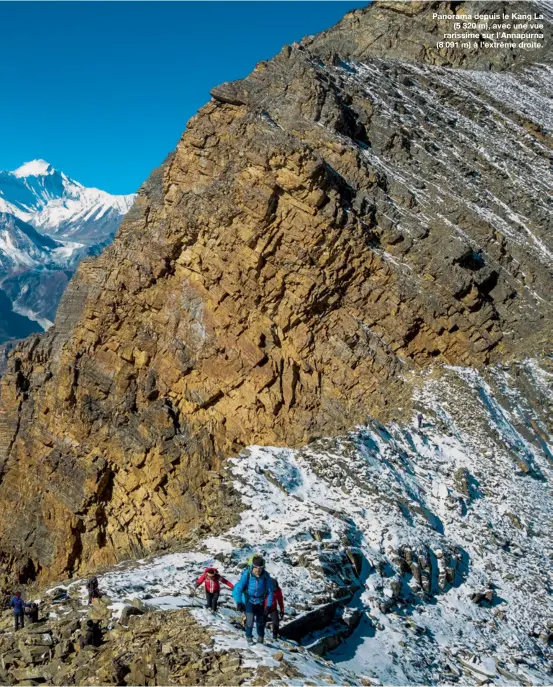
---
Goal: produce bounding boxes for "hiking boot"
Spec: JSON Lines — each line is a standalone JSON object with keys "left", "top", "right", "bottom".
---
{"left": 246, "top": 637, "right": 254, "bottom": 646}
{"left": 257, "top": 636, "right": 264, "bottom": 645}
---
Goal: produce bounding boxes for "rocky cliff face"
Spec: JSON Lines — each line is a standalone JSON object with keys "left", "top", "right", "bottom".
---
{"left": 0, "top": 0, "right": 552, "bottom": 585}
{"left": 2, "top": 354, "right": 552, "bottom": 686}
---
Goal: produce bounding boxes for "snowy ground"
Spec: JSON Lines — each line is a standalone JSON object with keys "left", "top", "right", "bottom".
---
{"left": 47, "top": 357, "right": 553, "bottom": 685}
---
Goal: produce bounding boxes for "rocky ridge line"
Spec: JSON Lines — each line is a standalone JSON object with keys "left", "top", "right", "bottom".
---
{"left": 0, "top": 0, "right": 551, "bottom": 584}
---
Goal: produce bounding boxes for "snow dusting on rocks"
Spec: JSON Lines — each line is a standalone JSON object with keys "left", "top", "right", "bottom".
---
{"left": 44, "top": 356, "right": 551, "bottom": 684}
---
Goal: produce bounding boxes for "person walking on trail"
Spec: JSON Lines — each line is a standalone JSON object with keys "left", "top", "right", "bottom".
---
{"left": 265, "top": 578, "right": 285, "bottom": 640}
{"left": 86, "top": 577, "right": 101, "bottom": 605}
{"left": 79, "top": 619, "right": 103, "bottom": 649}
{"left": 25, "top": 601, "right": 39, "bottom": 624}
{"left": 417, "top": 412, "right": 424, "bottom": 430}
{"left": 233, "top": 555, "right": 273, "bottom": 646}
{"left": 195, "top": 567, "right": 234, "bottom": 613}
{"left": 10, "top": 592, "right": 28, "bottom": 631}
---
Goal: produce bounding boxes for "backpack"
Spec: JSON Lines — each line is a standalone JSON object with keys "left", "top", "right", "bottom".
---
{"left": 243, "top": 567, "right": 270, "bottom": 602}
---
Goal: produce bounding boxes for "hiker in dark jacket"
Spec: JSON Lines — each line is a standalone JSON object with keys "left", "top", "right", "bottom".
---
{"left": 25, "top": 601, "right": 39, "bottom": 623}
{"left": 233, "top": 555, "right": 273, "bottom": 645}
{"left": 196, "top": 567, "right": 234, "bottom": 613}
{"left": 86, "top": 577, "right": 101, "bottom": 605}
{"left": 10, "top": 592, "right": 28, "bottom": 631}
{"left": 264, "top": 579, "right": 285, "bottom": 639}
{"left": 79, "top": 619, "right": 103, "bottom": 649}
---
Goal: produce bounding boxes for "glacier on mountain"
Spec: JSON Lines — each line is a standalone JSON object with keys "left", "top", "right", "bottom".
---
{"left": 0, "top": 160, "right": 135, "bottom": 343}
{"left": 12, "top": 159, "right": 53, "bottom": 178}
{"left": 0, "top": 159, "right": 135, "bottom": 243}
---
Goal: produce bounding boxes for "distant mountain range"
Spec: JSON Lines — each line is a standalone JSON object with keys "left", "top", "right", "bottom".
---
{"left": 0, "top": 160, "right": 135, "bottom": 343}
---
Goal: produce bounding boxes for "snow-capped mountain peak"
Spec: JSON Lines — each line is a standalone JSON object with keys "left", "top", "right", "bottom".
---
{"left": 12, "top": 159, "right": 55, "bottom": 178}
{"left": 0, "top": 160, "right": 136, "bottom": 343}
{"left": 0, "top": 160, "right": 135, "bottom": 243}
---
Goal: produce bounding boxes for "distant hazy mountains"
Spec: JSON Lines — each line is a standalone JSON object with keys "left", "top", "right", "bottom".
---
{"left": 0, "top": 160, "right": 135, "bottom": 343}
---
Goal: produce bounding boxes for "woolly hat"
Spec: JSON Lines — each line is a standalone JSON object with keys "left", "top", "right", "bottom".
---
{"left": 252, "top": 555, "right": 265, "bottom": 568}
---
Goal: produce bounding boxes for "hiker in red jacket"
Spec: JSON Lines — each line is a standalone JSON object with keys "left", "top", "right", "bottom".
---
{"left": 196, "top": 567, "right": 234, "bottom": 613}
{"left": 264, "top": 578, "right": 285, "bottom": 639}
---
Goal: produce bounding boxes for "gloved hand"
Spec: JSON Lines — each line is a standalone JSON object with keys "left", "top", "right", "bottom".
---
{"left": 236, "top": 602, "right": 245, "bottom": 612}
{"left": 279, "top": 611, "right": 284, "bottom": 620}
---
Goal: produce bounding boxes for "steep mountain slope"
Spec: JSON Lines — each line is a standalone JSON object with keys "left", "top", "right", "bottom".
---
{"left": 0, "top": 161, "right": 135, "bottom": 342}
{"left": 0, "top": 291, "right": 43, "bottom": 341}
{"left": 0, "top": 212, "right": 62, "bottom": 271}
{"left": 0, "top": 160, "right": 135, "bottom": 243}
{"left": 1, "top": 355, "right": 551, "bottom": 685}
{"left": 91, "top": 353, "right": 553, "bottom": 683}
{"left": 0, "top": 0, "right": 551, "bottom": 593}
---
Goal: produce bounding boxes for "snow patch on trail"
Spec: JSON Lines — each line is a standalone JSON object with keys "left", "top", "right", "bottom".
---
{"left": 57, "top": 358, "right": 553, "bottom": 685}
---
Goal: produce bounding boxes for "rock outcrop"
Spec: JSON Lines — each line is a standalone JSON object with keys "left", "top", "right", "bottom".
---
{"left": 0, "top": 596, "right": 358, "bottom": 687}
{"left": 0, "top": 1, "right": 552, "bottom": 583}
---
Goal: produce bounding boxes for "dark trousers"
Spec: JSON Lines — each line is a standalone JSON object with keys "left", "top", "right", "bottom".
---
{"left": 267, "top": 609, "right": 280, "bottom": 639}
{"left": 245, "top": 602, "right": 265, "bottom": 639}
{"left": 14, "top": 613, "right": 24, "bottom": 631}
{"left": 206, "top": 591, "right": 219, "bottom": 612}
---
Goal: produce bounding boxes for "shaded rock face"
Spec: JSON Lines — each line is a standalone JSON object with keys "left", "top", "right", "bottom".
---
{"left": 0, "top": 1, "right": 552, "bottom": 582}
{"left": 305, "top": 0, "right": 551, "bottom": 70}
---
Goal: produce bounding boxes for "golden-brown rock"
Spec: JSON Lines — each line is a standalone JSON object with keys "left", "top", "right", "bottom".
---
{"left": 0, "top": 1, "right": 552, "bottom": 583}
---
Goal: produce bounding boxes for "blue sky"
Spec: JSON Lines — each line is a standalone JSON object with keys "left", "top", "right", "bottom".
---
{"left": 0, "top": 2, "right": 366, "bottom": 194}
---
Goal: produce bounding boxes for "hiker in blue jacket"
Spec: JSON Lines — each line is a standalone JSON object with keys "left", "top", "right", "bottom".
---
{"left": 233, "top": 555, "right": 274, "bottom": 645}
{"left": 10, "top": 592, "right": 29, "bottom": 631}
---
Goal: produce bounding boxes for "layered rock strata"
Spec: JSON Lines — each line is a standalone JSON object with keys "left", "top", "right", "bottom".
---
{"left": 0, "top": 1, "right": 552, "bottom": 582}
